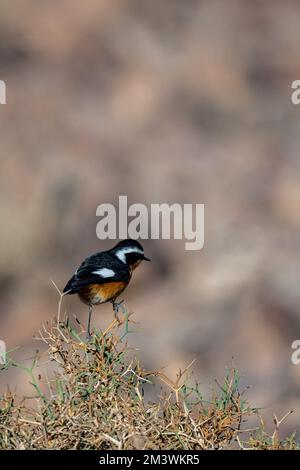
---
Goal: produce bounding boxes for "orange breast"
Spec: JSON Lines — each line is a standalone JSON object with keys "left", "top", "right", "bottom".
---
{"left": 79, "top": 281, "right": 128, "bottom": 305}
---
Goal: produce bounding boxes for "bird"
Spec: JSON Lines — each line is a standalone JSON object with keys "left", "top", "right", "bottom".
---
{"left": 63, "top": 239, "right": 151, "bottom": 338}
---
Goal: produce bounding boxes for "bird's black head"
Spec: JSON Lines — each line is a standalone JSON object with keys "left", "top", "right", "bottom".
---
{"left": 112, "top": 239, "right": 151, "bottom": 270}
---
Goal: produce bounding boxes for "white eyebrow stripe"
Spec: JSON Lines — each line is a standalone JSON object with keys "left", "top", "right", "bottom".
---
{"left": 115, "top": 247, "right": 143, "bottom": 264}
{"left": 92, "top": 268, "right": 115, "bottom": 278}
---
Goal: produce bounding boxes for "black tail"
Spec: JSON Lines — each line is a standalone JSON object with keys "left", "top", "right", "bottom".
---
{"left": 63, "top": 275, "right": 76, "bottom": 294}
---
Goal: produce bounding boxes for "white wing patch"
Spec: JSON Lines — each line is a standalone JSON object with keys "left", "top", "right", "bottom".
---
{"left": 115, "top": 247, "right": 143, "bottom": 264}
{"left": 92, "top": 268, "right": 115, "bottom": 278}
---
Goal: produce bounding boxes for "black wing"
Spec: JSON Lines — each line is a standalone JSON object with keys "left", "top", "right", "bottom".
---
{"left": 63, "top": 252, "right": 130, "bottom": 294}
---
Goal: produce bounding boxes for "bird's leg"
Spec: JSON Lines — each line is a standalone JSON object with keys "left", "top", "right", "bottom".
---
{"left": 112, "top": 301, "right": 120, "bottom": 321}
{"left": 112, "top": 299, "right": 124, "bottom": 322}
{"left": 86, "top": 304, "right": 93, "bottom": 340}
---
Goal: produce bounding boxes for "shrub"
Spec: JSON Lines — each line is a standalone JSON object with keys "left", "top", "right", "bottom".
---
{"left": 0, "top": 306, "right": 298, "bottom": 450}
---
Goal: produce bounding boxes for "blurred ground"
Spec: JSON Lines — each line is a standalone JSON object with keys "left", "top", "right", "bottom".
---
{"left": 1, "top": 0, "right": 300, "bottom": 437}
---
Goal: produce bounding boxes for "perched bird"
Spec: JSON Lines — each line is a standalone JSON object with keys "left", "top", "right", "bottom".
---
{"left": 63, "top": 239, "right": 150, "bottom": 338}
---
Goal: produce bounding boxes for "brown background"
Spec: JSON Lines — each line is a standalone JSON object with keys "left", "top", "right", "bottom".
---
{"left": 1, "top": 0, "right": 300, "bottom": 437}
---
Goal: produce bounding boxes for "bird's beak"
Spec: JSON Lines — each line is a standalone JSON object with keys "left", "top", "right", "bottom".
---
{"left": 142, "top": 255, "right": 151, "bottom": 262}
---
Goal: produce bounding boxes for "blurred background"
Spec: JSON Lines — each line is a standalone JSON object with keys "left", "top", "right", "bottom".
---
{"left": 1, "top": 0, "right": 300, "bottom": 437}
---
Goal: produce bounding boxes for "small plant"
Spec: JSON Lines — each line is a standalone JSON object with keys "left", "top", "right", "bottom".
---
{"left": 0, "top": 306, "right": 298, "bottom": 450}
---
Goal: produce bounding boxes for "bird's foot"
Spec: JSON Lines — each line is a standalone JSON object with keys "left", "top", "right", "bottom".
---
{"left": 86, "top": 331, "right": 93, "bottom": 342}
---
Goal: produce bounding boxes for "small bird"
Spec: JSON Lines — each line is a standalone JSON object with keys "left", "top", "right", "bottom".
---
{"left": 63, "top": 239, "right": 150, "bottom": 338}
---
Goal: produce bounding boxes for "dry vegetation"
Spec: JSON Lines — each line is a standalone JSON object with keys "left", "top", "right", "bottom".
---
{"left": 0, "top": 302, "right": 298, "bottom": 450}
